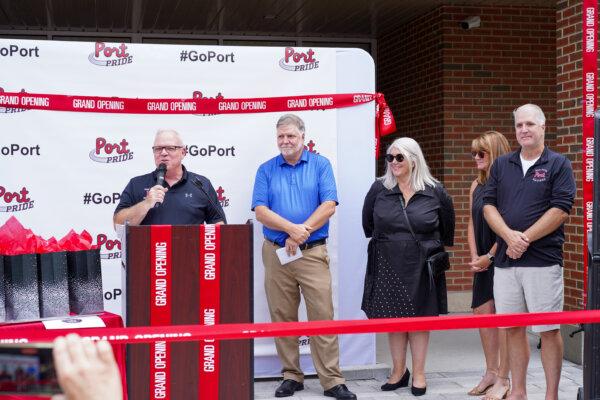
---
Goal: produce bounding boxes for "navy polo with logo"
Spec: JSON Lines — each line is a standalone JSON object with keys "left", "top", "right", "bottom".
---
{"left": 482, "top": 147, "right": 575, "bottom": 268}
{"left": 114, "top": 165, "right": 225, "bottom": 225}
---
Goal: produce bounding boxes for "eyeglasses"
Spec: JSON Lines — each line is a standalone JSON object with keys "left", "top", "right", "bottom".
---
{"left": 385, "top": 154, "right": 405, "bottom": 163}
{"left": 152, "top": 146, "right": 184, "bottom": 154}
{"left": 471, "top": 150, "right": 487, "bottom": 159}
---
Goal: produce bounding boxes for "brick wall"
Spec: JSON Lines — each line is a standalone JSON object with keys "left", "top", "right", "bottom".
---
{"left": 556, "top": 0, "right": 585, "bottom": 310}
{"left": 378, "top": 5, "right": 567, "bottom": 296}
{"left": 376, "top": 8, "right": 444, "bottom": 178}
{"left": 440, "top": 5, "right": 557, "bottom": 292}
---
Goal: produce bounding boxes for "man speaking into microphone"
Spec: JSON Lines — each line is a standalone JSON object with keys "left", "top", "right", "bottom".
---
{"left": 113, "top": 129, "right": 226, "bottom": 226}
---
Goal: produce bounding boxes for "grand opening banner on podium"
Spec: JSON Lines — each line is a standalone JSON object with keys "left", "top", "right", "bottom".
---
{"left": 0, "top": 38, "right": 375, "bottom": 376}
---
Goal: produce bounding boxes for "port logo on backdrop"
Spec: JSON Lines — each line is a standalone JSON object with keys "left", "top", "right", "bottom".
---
{"left": 0, "top": 186, "right": 34, "bottom": 212}
{"left": 89, "top": 42, "right": 133, "bottom": 67}
{"left": 89, "top": 137, "right": 134, "bottom": 163}
{"left": 96, "top": 233, "right": 121, "bottom": 259}
{"left": 279, "top": 47, "right": 319, "bottom": 72}
{"left": 216, "top": 186, "right": 230, "bottom": 208}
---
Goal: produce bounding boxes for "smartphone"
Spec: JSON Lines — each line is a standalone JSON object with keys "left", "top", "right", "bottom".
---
{"left": 0, "top": 343, "right": 62, "bottom": 396}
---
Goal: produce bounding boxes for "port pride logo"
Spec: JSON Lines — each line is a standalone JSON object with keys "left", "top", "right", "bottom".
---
{"left": 0, "top": 185, "right": 34, "bottom": 213}
{"left": 216, "top": 186, "right": 230, "bottom": 208}
{"left": 279, "top": 47, "right": 319, "bottom": 72}
{"left": 0, "top": 87, "right": 27, "bottom": 114}
{"left": 89, "top": 137, "right": 134, "bottom": 163}
{"left": 96, "top": 233, "right": 121, "bottom": 259}
{"left": 88, "top": 42, "right": 133, "bottom": 67}
{"left": 304, "top": 139, "right": 319, "bottom": 154}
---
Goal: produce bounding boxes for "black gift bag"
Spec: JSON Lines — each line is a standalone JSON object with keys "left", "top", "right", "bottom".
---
{"left": 0, "top": 255, "right": 5, "bottom": 322}
{"left": 37, "top": 251, "right": 69, "bottom": 318}
{"left": 3, "top": 253, "right": 40, "bottom": 321}
{"left": 66, "top": 249, "right": 103, "bottom": 314}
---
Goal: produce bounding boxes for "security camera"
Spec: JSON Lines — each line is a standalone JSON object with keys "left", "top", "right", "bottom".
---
{"left": 460, "top": 16, "right": 481, "bottom": 30}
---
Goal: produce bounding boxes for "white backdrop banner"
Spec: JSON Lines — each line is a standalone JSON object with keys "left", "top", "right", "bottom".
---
{"left": 0, "top": 38, "right": 375, "bottom": 377}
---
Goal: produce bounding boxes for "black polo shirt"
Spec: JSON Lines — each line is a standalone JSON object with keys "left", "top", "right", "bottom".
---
{"left": 114, "top": 165, "right": 225, "bottom": 225}
{"left": 482, "top": 147, "right": 575, "bottom": 268}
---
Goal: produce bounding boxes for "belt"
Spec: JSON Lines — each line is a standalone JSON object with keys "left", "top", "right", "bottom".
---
{"left": 267, "top": 238, "right": 327, "bottom": 250}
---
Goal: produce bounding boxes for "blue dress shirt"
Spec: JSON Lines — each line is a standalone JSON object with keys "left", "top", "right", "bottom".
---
{"left": 251, "top": 150, "right": 338, "bottom": 246}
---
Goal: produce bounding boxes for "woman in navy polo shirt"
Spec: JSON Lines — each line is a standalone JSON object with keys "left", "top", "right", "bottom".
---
{"left": 467, "top": 131, "right": 511, "bottom": 400}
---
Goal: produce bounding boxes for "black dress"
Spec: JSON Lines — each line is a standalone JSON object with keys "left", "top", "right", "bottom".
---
{"left": 361, "top": 180, "right": 455, "bottom": 318}
{"left": 471, "top": 183, "right": 496, "bottom": 309}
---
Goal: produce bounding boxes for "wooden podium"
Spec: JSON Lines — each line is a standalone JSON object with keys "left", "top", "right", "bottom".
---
{"left": 125, "top": 224, "right": 253, "bottom": 400}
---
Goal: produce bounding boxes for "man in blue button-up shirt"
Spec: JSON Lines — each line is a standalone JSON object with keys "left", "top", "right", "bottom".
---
{"left": 252, "top": 114, "right": 356, "bottom": 400}
{"left": 483, "top": 104, "right": 575, "bottom": 400}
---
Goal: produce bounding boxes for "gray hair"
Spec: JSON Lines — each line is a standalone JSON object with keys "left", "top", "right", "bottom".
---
{"left": 380, "top": 137, "right": 438, "bottom": 192}
{"left": 513, "top": 104, "right": 546, "bottom": 126}
{"left": 276, "top": 114, "right": 305, "bottom": 133}
{"left": 155, "top": 129, "right": 184, "bottom": 145}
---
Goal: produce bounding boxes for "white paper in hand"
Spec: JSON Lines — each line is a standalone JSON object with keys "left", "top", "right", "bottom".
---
{"left": 276, "top": 246, "right": 303, "bottom": 265}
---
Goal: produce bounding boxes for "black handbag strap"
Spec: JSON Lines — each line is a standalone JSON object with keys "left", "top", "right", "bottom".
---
{"left": 399, "top": 194, "right": 435, "bottom": 289}
{"left": 399, "top": 195, "right": 418, "bottom": 242}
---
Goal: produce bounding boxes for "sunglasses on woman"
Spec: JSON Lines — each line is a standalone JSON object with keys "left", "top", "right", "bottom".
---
{"left": 471, "top": 150, "right": 487, "bottom": 159}
{"left": 385, "top": 154, "right": 405, "bottom": 163}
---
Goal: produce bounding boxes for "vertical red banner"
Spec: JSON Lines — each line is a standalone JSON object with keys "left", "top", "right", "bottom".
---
{"left": 150, "top": 225, "right": 172, "bottom": 400}
{"left": 582, "top": 0, "right": 597, "bottom": 307}
{"left": 199, "top": 224, "right": 221, "bottom": 399}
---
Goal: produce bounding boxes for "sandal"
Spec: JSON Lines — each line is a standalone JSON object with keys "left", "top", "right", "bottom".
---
{"left": 482, "top": 377, "right": 510, "bottom": 400}
{"left": 468, "top": 369, "right": 497, "bottom": 396}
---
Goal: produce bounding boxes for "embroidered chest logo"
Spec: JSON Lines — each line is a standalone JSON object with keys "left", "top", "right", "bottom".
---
{"left": 185, "top": 193, "right": 193, "bottom": 198}
{"left": 532, "top": 168, "right": 548, "bottom": 182}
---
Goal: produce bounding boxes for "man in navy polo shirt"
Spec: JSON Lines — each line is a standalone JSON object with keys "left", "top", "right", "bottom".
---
{"left": 252, "top": 114, "right": 356, "bottom": 400}
{"left": 114, "top": 129, "right": 225, "bottom": 226}
{"left": 483, "top": 104, "right": 575, "bottom": 400}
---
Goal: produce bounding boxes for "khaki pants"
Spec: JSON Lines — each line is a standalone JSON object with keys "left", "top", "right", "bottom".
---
{"left": 262, "top": 240, "right": 344, "bottom": 390}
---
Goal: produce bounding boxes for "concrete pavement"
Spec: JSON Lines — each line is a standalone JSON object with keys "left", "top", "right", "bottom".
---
{"left": 254, "top": 328, "right": 583, "bottom": 399}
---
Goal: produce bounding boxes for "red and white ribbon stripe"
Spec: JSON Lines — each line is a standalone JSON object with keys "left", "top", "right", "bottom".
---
{"left": 582, "top": 0, "right": 597, "bottom": 307}
{"left": 199, "top": 224, "right": 221, "bottom": 398}
{"left": 2, "top": 310, "right": 599, "bottom": 345}
{"left": 150, "top": 226, "right": 172, "bottom": 400}
{"left": 0, "top": 91, "right": 396, "bottom": 157}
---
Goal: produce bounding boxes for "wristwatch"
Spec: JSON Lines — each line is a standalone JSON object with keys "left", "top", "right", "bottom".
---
{"left": 486, "top": 253, "right": 495, "bottom": 263}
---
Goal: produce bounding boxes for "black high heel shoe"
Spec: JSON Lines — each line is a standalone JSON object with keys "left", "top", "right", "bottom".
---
{"left": 411, "top": 384, "right": 427, "bottom": 396}
{"left": 381, "top": 368, "right": 410, "bottom": 391}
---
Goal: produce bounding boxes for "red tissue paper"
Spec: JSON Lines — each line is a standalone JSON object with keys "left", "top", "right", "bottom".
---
{"left": 0, "top": 217, "right": 96, "bottom": 255}
{"left": 0, "top": 216, "right": 37, "bottom": 255}
{"left": 57, "top": 229, "right": 97, "bottom": 251}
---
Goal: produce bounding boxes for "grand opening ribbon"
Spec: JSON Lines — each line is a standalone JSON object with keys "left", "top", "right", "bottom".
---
{"left": 0, "top": 91, "right": 397, "bottom": 157}
{"left": 150, "top": 225, "right": 172, "bottom": 400}
{"left": 582, "top": 0, "right": 597, "bottom": 307}
{"left": 2, "top": 310, "right": 599, "bottom": 345}
{"left": 199, "top": 224, "right": 221, "bottom": 399}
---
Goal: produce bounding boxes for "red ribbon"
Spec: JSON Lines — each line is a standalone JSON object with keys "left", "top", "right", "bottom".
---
{"left": 199, "top": 225, "right": 221, "bottom": 398}
{"left": 2, "top": 310, "right": 599, "bottom": 344}
{"left": 0, "top": 90, "right": 398, "bottom": 159}
{"left": 0, "top": 91, "right": 376, "bottom": 114}
{"left": 582, "top": 0, "right": 597, "bottom": 307}
{"left": 150, "top": 226, "right": 172, "bottom": 400}
{"left": 374, "top": 93, "right": 397, "bottom": 158}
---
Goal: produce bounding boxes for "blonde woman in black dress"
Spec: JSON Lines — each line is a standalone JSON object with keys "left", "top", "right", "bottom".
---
{"left": 362, "top": 137, "right": 455, "bottom": 396}
{"left": 467, "top": 131, "right": 511, "bottom": 400}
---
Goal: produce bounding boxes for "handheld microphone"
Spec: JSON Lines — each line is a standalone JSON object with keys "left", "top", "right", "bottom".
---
{"left": 193, "top": 177, "right": 227, "bottom": 223}
{"left": 154, "top": 163, "right": 167, "bottom": 208}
